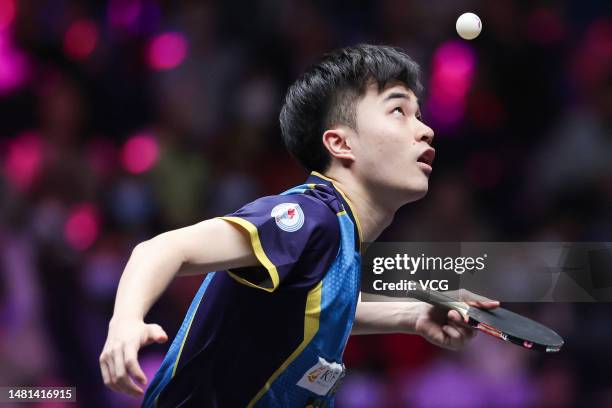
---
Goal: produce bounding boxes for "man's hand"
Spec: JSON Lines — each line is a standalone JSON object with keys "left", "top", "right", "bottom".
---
{"left": 414, "top": 289, "right": 499, "bottom": 351}
{"left": 99, "top": 218, "right": 259, "bottom": 396}
{"left": 99, "top": 318, "right": 168, "bottom": 397}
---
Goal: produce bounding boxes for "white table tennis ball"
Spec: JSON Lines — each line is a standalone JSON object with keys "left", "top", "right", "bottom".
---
{"left": 456, "top": 12, "right": 482, "bottom": 40}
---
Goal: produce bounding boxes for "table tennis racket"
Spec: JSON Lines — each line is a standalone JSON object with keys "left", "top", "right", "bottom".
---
{"left": 410, "top": 289, "right": 564, "bottom": 352}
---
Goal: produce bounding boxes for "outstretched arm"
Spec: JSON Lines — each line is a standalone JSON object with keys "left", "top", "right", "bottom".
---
{"left": 99, "top": 218, "right": 258, "bottom": 396}
{"left": 352, "top": 291, "right": 499, "bottom": 350}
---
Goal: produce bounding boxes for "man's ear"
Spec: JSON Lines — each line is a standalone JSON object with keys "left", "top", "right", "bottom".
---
{"left": 322, "top": 127, "right": 355, "bottom": 163}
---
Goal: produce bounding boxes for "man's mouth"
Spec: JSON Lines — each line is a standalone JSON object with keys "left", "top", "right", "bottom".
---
{"left": 417, "top": 148, "right": 436, "bottom": 172}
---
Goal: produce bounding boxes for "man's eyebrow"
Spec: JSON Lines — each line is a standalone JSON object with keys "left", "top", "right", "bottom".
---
{"left": 383, "top": 92, "right": 420, "bottom": 106}
{"left": 382, "top": 92, "right": 412, "bottom": 103}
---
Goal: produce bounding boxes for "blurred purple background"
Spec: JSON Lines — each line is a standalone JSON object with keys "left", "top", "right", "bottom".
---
{"left": 0, "top": 0, "right": 611, "bottom": 407}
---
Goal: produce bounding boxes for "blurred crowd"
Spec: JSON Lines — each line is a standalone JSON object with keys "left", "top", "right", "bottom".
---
{"left": 0, "top": 0, "right": 611, "bottom": 407}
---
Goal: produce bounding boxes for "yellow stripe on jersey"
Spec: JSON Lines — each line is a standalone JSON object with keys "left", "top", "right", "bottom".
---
{"left": 247, "top": 280, "right": 323, "bottom": 407}
{"left": 153, "top": 293, "right": 205, "bottom": 407}
{"left": 217, "top": 216, "right": 280, "bottom": 292}
{"left": 171, "top": 312, "right": 197, "bottom": 377}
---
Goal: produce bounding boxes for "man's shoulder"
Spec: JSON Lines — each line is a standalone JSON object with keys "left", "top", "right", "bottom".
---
{"left": 239, "top": 184, "right": 343, "bottom": 223}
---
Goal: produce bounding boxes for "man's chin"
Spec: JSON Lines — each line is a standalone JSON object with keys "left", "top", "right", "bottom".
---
{"left": 403, "top": 182, "right": 429, "bottom": 203}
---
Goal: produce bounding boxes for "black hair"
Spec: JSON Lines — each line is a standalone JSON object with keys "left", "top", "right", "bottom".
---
{"left": 279, "top": 44, "right": 423, "bottom": 172}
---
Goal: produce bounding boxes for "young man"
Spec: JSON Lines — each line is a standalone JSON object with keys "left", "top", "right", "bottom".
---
{"left": 99, "top": 44, "right": 499, "bottom": 407}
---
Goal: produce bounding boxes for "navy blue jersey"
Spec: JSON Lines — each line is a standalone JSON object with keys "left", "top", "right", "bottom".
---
{"left": 142, "top": 172, "right": 362, "bottom": 407}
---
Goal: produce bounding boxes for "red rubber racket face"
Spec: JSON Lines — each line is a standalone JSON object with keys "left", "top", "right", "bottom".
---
{"left": 466, "top": 306, "right": 564, "bottom": 352}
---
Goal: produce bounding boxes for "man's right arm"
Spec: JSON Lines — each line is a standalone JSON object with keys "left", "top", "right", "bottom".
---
{"left": 99, "top": 218, "right": 258, "bottom": 397}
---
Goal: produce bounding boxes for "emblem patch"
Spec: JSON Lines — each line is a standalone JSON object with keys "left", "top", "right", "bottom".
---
{"left": 271, "top": 203, "right": 304, "bottom": 232}
{"left": 297, "top": 357, "right": 345, "bottom": 396}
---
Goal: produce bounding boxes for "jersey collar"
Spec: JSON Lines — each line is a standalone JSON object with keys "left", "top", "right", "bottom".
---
{"left": 306, "top": 171, "right": 363, "bottom": 249}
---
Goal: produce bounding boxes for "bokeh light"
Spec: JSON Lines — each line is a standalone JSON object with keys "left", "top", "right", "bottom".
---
{"left": 0, "top": 0, "right": 16, "bottom": 31}
{"left": 0, "top": 30, "right": 29, "bottom": 94}
{"left": 426, "top": 40, "right": 476, "bottom": 130}
{"left": 108, "top": 0, "right": 141, "bottom": 29}
{"left": 572, "top": 18, "right": 612, "bottom": 89}
{"left": 108, "top": 0, "right": 161, "bottom": 35}
{"left": 146, "top": 32, "right": 188, "bottom": 70}
{"left": 64, "top": 203, "right": 100, "bottom": 251}
{"left": 120, "top": 131, "right": 159, "bottom": 174}
{"left": 585, "top": 18, "right": 612, "bottom": 58}
{"left": 3, "top": 131, "right": 43, "bottom": 192}
{"left": 431, "top": 41, "right": 476, "bottom": 100}
{"left": 63, "top": 19, "right": 99, "bottom": 60}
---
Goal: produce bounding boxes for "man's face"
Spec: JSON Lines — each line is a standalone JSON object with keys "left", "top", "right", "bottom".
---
{"left": 350, "top": 81, "right": 435, "bottom": 204}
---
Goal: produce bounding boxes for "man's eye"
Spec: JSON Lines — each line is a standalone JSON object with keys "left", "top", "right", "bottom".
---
{"left": 392, "top": 107, "right": 404, "bottom": 115}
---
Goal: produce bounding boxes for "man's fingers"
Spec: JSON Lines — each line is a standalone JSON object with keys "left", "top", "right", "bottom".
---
{"left": 100, "top": 358, "right": 117, "bottom": 392}
{"left": 112, "top": 347, "right": 132, "bottom": 395}
{"left": 447, "top": 310, "right": 478, "bottom": 340}
{"left": 103, "top": 352, "right": 121, "bottom": 392}
{"left": 442, "top": 325, "right": 464, "bottom": 349}
{"left": 124, "top": 344, "right": 147, "bottom": 387}
{"left": 428, "top": 328, "right": 448, "bottom": 347}
{"left": 111, "top": 346, "right": 145, "bottom": 397}
{"left": 443, "top": 320, "right": 480, "bottom": 349}
{"left": 449, "top": 320, "right": 476, "bottom": 339}
{"left": 101, "top": 322, "right": 165, "bottom": 396}
{"left": 106, "top": 351, "right": 117, "bottom": 383}
{"left": 123, "top": 344, "right": 147, "bottom": 398}
{"left": 447, "top": 310, "right": 467, "bottom": 325}
{"left": 121, "top": 375, "right": 145, "bottom": 397}
{"left": 447, "top": 310, "right": 476, "bottom": 335}
{"left": 442, "top": 324, "right": 461, "bottom": 339}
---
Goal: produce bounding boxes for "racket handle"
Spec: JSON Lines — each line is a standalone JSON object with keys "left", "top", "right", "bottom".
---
{"left": 410, "top": 289, "right": 470, "bottom": 317}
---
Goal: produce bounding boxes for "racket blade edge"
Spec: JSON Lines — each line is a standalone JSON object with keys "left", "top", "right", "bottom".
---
{"left": 467, "top": 306, "right": 564, "bottom": 352}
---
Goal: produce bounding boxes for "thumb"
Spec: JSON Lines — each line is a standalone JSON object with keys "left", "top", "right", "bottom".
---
{"left": 475, "top": 300, "right": 501, "bottom": 309}
{"left": 458, "top": 289, "right": 500, "bottom": 309}
{"left": 465, "top": 299, "right": 500, "bottom": 309}
{"left": 144, "top": 324, "right": 168, "bottom": 345}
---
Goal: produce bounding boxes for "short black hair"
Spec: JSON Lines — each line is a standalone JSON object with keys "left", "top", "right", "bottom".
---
{"left": 279, "top": 44, "right": 423, "bottom": 172}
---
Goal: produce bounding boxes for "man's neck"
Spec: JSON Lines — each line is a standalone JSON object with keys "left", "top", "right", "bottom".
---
{"left": 322, "top": 167, "right": 398, "bottom": 242}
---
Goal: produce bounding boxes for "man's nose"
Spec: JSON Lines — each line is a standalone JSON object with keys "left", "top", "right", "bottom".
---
{"left": 416, "top": 123, "right": 435, "bottom": 145}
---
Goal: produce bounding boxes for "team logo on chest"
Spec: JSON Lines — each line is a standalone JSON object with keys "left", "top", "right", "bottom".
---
{"left": 271, "top": 203, "right": 305, "bottom": 232}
